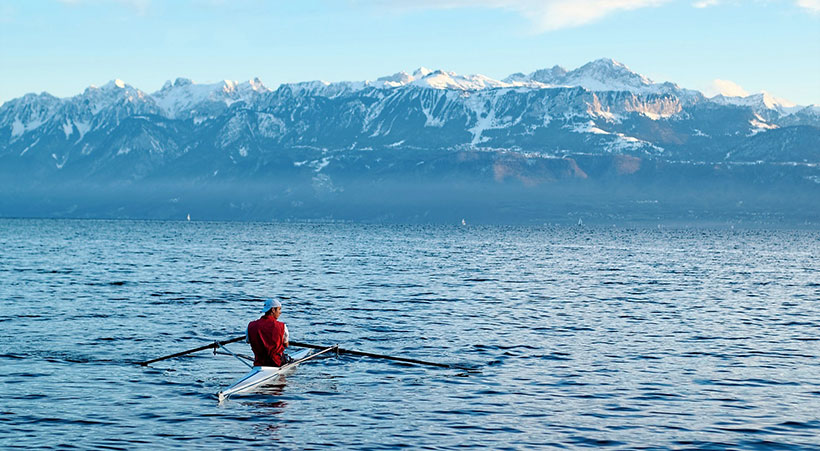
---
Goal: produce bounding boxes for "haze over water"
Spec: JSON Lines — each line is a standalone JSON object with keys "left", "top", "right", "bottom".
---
{"left": 1, "top": 219, "right": 818, "bottom": 449}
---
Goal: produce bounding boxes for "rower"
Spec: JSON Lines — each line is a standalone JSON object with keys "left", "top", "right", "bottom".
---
{"left": 247, "top": 298, "right": 291, "bottom": 367}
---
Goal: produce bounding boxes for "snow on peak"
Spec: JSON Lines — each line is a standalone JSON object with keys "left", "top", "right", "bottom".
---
{"left": 563, "top": 58, "right": 653, "bottom": 91}
{"left": 376, "top": 71, "right": 414, "bottom": 87}
{"left": 528, "top": 65, "right": 569, "bottom": 84}
{"left": 98, "top": 79, "right": 132, "bottom": 91}
{"left": 411, "top": 70, "right": 509, "bottom": 91}
{"left": 246, "top": 77, "right": 267, "bottom": 92}
{"left": 503, "top": 72, "right": 529, "bottom": 83}
{"left": 72, "top": 79, "right": 151, "bottom": 115}
{"left": 283, "top": 68, "right": 510, "bottom": 94}
{"left": 504, "top": 59, "right": 661, "bottom": 93}
{"left": 412, "top": 67, "right": 433, "bottom": 78}
{"left": 282, "top": 80, "right": 337, "bottom": 96}
{"left": 162, "top": 78, "right": 191, "bottom": 90}
{"left": 277, "top": 59, "right": 664, "bottom": 95}
{"left": 152, "top": 78, "right": 268, "bottom": 118}
{"left": 710, "top": 91, "right": 799, "bottom": 114}
{"left": 222, "top": 79, "right": 236, "bottom": 92}
{"left": 760, "top": 91, "right": 796, "bottom": 109}
{"left": 175, "top": 77, "right": 193, "bottom": 87}
{"left": 374, "top": 68, "right": 509, "bottom": 91}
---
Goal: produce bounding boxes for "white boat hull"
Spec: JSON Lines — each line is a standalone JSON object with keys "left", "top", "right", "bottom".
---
{"left": 218, "top": 348, "right": 311, "bottom": 402}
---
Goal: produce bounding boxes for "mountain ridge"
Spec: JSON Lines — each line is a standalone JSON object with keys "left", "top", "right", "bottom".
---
{"left": 1, "top": 58, "right": 817, "bottom": 223}
{"left": 4, "top": 58, "right": 814, "bottom": 111}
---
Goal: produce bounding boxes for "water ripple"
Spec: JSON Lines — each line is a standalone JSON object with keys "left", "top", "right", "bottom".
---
{"left": 0, "top": 219, "right": 818, "bottom": 449}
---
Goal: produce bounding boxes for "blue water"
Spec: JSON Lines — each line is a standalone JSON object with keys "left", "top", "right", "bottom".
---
{"left": 1, "top": 219, "right": 818, "bottom": 449}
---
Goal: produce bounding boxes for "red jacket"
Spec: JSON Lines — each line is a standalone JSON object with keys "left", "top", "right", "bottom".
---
{"left": 247, "top": 316, "right": 286, "bottom": 366}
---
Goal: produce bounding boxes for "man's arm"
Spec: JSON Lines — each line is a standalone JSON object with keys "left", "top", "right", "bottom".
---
{"left": 283, "top": 324, "right": 289, "bottom": 347}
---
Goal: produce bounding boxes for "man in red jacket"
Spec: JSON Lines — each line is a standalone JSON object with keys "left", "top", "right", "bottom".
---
{"left": 247, "top": 298, "right": 290, "bottom": 367}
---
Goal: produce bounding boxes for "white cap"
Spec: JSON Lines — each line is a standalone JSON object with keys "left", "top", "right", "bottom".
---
{"left": 262, "top": 298, "right": 282, "bottom": 313}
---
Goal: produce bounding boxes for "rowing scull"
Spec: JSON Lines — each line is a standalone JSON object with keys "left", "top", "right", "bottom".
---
{"left": 217, "top": 345, "right": 337, "bottom": 402}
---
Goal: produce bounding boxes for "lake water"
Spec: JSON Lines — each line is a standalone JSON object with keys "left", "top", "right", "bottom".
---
{"left": 1, "top": 219, "right": 818, "bottom": 449}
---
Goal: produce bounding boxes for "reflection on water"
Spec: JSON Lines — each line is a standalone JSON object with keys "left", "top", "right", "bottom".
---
{"left": 0, "top": 219, "right": 818, "bottom": 449}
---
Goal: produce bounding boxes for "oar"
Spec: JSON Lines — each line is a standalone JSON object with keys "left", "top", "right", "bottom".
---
{"left": 138, "top": 336, "right": 472, "bottom": 370}
{"left": 137, "top": 335, "right": 246, "bottom": 366}
{"left": 292, "top": 344, "right": 339, "bottom": 365}
{"left": 290, "top": 340, "right": 459, "bottom": 369}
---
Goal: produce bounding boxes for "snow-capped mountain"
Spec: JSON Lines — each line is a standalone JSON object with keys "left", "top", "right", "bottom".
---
{"left": 152, "top": 77, "right": 271, "bottom": 120}
{"left": 280, "top": 59, "right": 688, "bottom": 95}
{"left": 0, "top": 58, "right": 817, "bottom": 222}
{"left": 709, "top": 91, "right": 805, "bottom": 122}
{"left": 507, "top": 58, "right": 657, "bottom": 93}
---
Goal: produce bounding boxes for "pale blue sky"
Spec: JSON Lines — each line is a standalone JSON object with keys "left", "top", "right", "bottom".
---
{"left": 1, "top": 0, "right": 819, "bottom": 105}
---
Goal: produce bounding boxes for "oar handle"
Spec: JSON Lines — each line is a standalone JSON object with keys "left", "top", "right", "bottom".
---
{"left": 137, "top": 335, "right": 246, "bottom": 366}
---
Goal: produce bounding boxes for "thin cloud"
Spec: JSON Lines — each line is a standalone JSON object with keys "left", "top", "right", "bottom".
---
{"left": 796, "top": 0, "right": 820, "bottom": 13}
{"left": 692, "top": 0, "right": 720, "bottom": 8}
{"left": 55, "top": 0, "right": 151, "bottom": 15}
{"left": 379, "top": 0, "right": 670, "bottom": 32}
{"left": 380, "top": 0, "right": 820, "bottom": 31}
{"left": 709, "top": 79, "right": 749, "bottom": 97}
{"left": 694, "top": 0, "right": 820, "bottom": 12}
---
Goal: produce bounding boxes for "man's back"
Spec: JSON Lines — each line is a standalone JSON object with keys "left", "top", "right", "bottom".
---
{"left": 247, "top": 316, "right": 286, "bottom": 366}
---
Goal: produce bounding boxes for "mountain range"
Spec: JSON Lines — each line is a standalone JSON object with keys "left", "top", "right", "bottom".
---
{"left": 1, "top": 59, "right": 818, "bottom": 223}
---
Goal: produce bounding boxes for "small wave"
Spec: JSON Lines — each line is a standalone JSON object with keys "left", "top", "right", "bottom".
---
{"left": 569, "top": 436, "right": 625, "bottom": 447}
{"left": 696, "top": 378, "right": 800, "bottom": 387}
{"left": 35, "top": 268, "right": 74, "bottom": 274}
{"left": 778, "top": 420, "right": 820, "bottom": 430}
{"left": 86, "top": 280, "right": 128, "bottom": 286}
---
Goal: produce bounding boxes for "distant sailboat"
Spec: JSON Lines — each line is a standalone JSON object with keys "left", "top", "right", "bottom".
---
{"left": 461, "top": 218, "right": 466, "bottom": 226}
{"left": 187, "top": 213, "right": 191, "bottom": 222}
{"left": 577, "top": 218, "right": 583, "bottom": 226}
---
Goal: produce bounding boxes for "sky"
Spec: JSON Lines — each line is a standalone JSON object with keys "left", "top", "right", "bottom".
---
{"left": 1, "top": 0, "right": 819, "bottom": 105}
